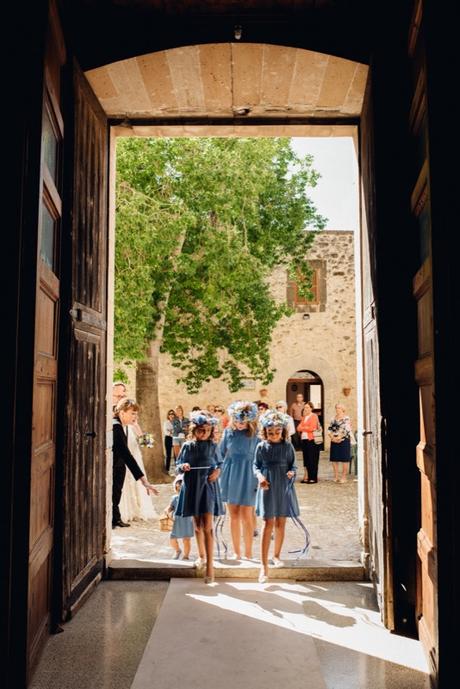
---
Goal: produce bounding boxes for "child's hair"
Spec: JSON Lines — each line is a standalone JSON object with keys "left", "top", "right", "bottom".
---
{"left": 230, "top": 418, "right": 258, "bottom": 437}
{"left": 187, "top": 410, "right": 218, "bottom": 441}
{"left": 114, "top": 398, "right": 139, "bottom": 417}
{"left": 191, "top": 405, "right": 200, "bottom": 411}
{"left": 173, "top": 474, "right": 183, "bottom": 490}
{"left": 166, "top": 408, "right": 176, "bottom": 417}
{"left": 259, "top": 426, "right": 289, "bottom": 442}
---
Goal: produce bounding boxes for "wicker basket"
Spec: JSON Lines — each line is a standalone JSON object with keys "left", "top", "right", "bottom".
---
{"left": 159, "top": 514, "right": 174, "bottom": 532}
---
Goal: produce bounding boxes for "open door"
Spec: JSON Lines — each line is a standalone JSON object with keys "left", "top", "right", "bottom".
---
{"left": 408, "top": 1, "right": 438, "bottom": 675}
{"left": 58, "top": 63, "right": 109, "bottom": 620}
{"left": 359, "top": 77, "right": 394, "bottom": 629}
{"left": 28, "top": 3, "right": 66, "bottom": 673}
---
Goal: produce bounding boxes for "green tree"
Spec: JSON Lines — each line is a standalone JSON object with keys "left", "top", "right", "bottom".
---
{"left": 115, "top": 137, "right": 326, "bottom": 477}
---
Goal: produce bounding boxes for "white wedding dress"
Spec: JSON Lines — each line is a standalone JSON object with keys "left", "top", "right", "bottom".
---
{"left": 119, "top": 426, "right": 157, "bottom": 521}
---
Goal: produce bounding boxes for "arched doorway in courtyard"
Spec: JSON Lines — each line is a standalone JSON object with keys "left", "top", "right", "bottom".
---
{"left": 286, "top": 369, "right": 324, "bottom": 432}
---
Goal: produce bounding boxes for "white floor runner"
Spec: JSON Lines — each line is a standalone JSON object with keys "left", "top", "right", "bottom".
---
{"left": 131, "top": 578, "right": 327, "bottom": 689}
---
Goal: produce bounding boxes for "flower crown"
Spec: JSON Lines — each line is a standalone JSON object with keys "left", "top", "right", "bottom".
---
{"left": 190, "top": 410, "right": 219, "bottom": 426}
{"left": 259, "top": 410, "right": 290, "bottom": 428}
{"left": 227, "top": 401, "right": 258, "bottom": 423}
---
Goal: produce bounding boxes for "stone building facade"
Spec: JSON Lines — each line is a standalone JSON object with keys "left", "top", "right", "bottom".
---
{"left": 154, "top": 230, "right": 358, "bottom": 444}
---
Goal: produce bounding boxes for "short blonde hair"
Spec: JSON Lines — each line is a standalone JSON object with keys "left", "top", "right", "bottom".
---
{"left": 114, "top": 398, "right": 139, "bottom": 416}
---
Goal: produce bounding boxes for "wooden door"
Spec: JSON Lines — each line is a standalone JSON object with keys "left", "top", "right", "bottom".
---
{"left": 359, "top": 77, "right": 394, "bottom": 628}
{"left": 28, "top": 3, "right": 65, "bottom": 672}
{"left": 60, "top": 63, "right": 109, "bottom": 619}
{"left": 408, "top": 1, "right": 438, "bottom": 674}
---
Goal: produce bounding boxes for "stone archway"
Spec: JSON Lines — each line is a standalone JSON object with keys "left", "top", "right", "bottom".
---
{"left": 85, "top": 43, "right": 368, "bottom": 134}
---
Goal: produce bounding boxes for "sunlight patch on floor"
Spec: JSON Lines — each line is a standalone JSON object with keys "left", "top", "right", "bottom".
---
{"left": 187, "top": 581, "right": 430, "bottom": 674}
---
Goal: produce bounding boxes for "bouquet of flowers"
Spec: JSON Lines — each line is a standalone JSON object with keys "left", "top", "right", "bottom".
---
{"left": 137, "top": 432, "right": 155, "bottom": 448}
{"left": 329, "top": 421, "right": 349, "bottom": 440}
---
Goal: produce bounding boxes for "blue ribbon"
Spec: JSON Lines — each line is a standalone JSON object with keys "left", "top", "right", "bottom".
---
{"left": 286, "top": 477, "right": 311, "bottom": 558}
{"left": 214, "top": 512, "right": 228, "bottom": 559}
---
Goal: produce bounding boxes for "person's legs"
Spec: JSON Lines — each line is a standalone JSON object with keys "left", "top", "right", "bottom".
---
{"left": 164, "top": 435, "right": 173, "bottom": 472}
{"left": 112, "top": 464, "right": 126, "bottom": 525}
{"left": 273, "top": 517, "right": 287, "bottom": 561}
{"left": 240, "top": 505, "right": 255, "bottom": 558}
{"left": 300, "top": 440, "right": 309, "bottom": 481}
{"left": 193, "top": 516, "right": 206, "bottom": 562}
{"left": 227, "top": 503, "right": 242, "bottom": 557}
{"left": 306, "top": 440, "right": 318, "bottom": 482}
{"left": 170, "top": 537, "right": 181, "bottom": 557}
{"left": 260, "top": 518, "right": 274, "bottom": 579}
{"left": 332, "top": 461, "right": 339, "bottom": 482}
{"left": 202, "top": 513, "right": 215, "bottom": 580}
{"left": 340, "top": 461, "right": 350, "bottom": 482}
{"left": 182, "top": 537, "right": 191, "bottom": 559}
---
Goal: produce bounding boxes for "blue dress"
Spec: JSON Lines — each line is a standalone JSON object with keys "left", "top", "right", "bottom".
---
{"left": 175, "top": 440, "right": 225, "bottom": 517}
{"left": 253, "top": 441, "right": 299, "bottom": 519}
{"left": 219, "top": 428, "right": 259, "bottom": 506}
{"left": 169, "top": 494, "right": 194, "bottom": 539}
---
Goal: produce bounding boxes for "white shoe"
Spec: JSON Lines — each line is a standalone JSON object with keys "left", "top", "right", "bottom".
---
{"left": 258, "top": 570, "right": 268, "bottom": 584}
{"left": 272, "top": 557, "right": 284, "bottom": 568}
{"left": 228, "top": 553, "right": 240, "bottom": 561}
{"left": 194, "top": 557, "right": 206, "bottom": 569}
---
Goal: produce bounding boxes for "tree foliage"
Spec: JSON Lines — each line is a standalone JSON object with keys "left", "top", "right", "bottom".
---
{"left": 115, "top": 137, "right": 326, "bottom": 392}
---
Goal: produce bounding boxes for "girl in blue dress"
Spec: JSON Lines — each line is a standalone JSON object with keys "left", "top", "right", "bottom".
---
{"left": 167, "top": 475, "right": 194, "bottom": 560}
{"left": 219, "top": 401, "right": 259, "bottom": 560}
{"left": 253, "top": 410, "right": 299, "bottom": 583}
{"left": 175, "top": 410, "right": 224, "bottom": 584}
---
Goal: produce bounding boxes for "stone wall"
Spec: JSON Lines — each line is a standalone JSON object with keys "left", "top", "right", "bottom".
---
{"left": 122, "top": 230, "right": 358, "bottom": 446}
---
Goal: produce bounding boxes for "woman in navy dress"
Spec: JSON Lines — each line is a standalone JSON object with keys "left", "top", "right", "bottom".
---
{"left": 175, "top": 410, "right": 224, "bottom": 584}
{"left": 219, "top": 401, "right": 259, "bottom": 560}
{"left": 328, "top": 403, "right": 353, "bottom": 483}
{"left": 253, "top": 410, "right": 299, "bottom": 583}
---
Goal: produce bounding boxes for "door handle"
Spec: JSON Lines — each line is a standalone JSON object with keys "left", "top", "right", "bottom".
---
{"left": 362, "top": 430, "right": 373, "bottom": 435}
{"left": 85, "top": 431, "right": 97, "bottom": 438}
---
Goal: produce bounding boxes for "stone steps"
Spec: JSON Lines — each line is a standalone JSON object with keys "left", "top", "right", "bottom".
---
{"left": 107, "top": 557, "right": 366, "bottom": 581}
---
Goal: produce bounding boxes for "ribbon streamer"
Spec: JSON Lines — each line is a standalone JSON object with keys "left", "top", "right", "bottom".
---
{"left": 214, "top": 512, "right": 228, "bottom": 559}
{"left": 286, "top": 477, "right": 311, "bottom": 558}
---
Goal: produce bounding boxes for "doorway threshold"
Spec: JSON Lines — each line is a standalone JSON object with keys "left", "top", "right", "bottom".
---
{"left": 107, "top": 557, "right": 366, "bottom": 581}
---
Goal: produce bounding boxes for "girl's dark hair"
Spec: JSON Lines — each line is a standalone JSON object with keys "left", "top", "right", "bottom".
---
{"left": 167, "top": 409, "right": 175, "bottom": 416}
{"left": 187, "top": 424, "right": 217, "bottom": 442}
{"left": 259, "top": 426, "right": 289, "bottom": 442}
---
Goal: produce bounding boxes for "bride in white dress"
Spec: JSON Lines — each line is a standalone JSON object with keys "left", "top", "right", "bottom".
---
{"left": 120, "top": 419, "right": 157, "bottom": 521}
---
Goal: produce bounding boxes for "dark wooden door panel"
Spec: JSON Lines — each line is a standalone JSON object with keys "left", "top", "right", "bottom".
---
{"left": 60, "top": 63, "right": 108, "bottom": 617}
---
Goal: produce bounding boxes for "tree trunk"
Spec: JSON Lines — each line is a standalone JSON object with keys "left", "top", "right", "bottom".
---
{"left": 136, "top": 228, "right": 187, "bottom": 482}
{"left": 136, "top": 341, "right": 165, "bottom": 482}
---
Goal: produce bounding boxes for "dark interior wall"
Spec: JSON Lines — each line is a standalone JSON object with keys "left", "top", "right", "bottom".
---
{"left": 59, "top": 0, "right": 374, "bottom": 70}
{"left": 3, "top": 2, "right": 49, "bottom": 688}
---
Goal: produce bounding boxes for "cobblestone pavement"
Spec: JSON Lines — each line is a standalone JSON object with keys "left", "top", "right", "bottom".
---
{"left": 110, "top": 452, "right": 361, "bottom": 564}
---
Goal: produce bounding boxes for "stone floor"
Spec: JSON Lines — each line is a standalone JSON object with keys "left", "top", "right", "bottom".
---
{"left": 30, "top": 579, "right": 431, "bottom": 689}
{"left": 110, "top": 453, "right": 361, "bottom": 566}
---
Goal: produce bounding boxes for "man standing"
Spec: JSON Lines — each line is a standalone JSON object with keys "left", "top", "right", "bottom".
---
{"left": 290, "top": 393, "right": 305, "bottom": 450}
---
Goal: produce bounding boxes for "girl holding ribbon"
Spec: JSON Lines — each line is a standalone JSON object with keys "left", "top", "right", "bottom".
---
{"left": 175, "top": 410, "right": 224, "bottom": 584}
{"left": 219, "top": 401, "right": 259, "bottom": 560}
{"left": 253, "top": 410, "right": 300, "bottom": 583}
